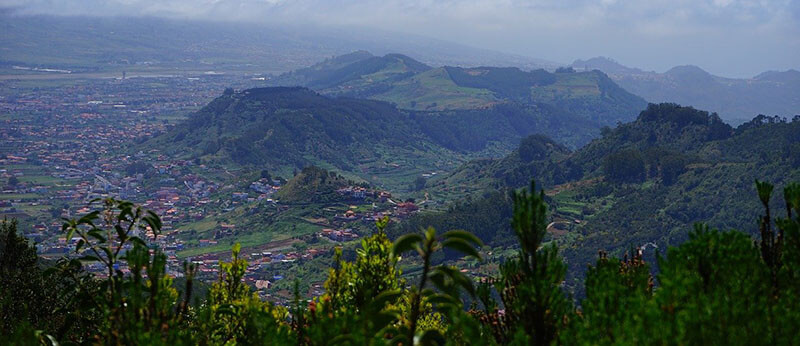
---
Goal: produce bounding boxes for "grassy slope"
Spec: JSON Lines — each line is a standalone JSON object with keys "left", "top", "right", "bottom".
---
{"left": 370, "top": 67, "right": 499, "bottom": 111}
{"left": 531, "top": 72, "right": 602, "bottom": 100}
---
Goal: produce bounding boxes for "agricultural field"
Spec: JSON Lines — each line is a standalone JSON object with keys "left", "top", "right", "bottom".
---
{"left": 372, "top": 67, "right": 499, "bottom": 110}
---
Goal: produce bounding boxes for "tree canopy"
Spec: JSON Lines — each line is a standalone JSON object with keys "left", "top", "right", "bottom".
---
{"left": 3, "top": 180, "right": 800, "bottom": 345}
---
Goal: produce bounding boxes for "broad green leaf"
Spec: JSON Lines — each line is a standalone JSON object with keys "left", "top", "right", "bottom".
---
{"left": 419, "top": 328, "right": 445, "bottom": 345}
{"left": 373, "top": 289, "right": 403, "bottom": 307}
{"left": 442, "top": 238, "right": 481, "bottom": 260}
{"left": 425, "top": 293, "right": 457, "bottom": 306}
{"left": 393, "top": 234, "right": 423, "bottom": 256}
{"left": 79, "top": 255, "right": 100, "bottom": 263}
{"left": 443, "top": 229, "right": 482, "bottom": 246}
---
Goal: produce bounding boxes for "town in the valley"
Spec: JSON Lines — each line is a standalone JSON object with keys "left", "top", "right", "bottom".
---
{"left": 0, "top": 72, "right": 428, "bottom": 303}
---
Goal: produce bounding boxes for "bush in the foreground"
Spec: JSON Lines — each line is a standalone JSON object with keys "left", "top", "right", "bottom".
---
{"left": 3, "top": 181, "right": 800, "bottom": 345}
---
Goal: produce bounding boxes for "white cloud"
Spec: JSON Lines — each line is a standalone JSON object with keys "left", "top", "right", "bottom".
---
{"left": 1, "top": 0, "right": 797, "bottom": 76}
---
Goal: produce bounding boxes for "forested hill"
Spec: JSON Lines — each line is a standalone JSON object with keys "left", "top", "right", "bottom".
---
{"left": 268, "top": 51, "right": 647, "bottom": 126}
{"left": 147, "top": 87, "right": 600, "bottom": 188}
{"left": 434, "top": 103, "right": 736, "bottom": 197}
{"left": 401, "top": 103, "right": 800, "bottom": 286}
{"left": 276, "top": 166, "right": 355, "bottom": 203}
{"left": 147, "top": 87, "right": 443, "bottom": 178}
{"left": 558, "top": 110, "right": 800, "bottom": 286}
{"left": 426, "top": 134, "right": 572, "bottom": 199}
{"left": 563, "top": 102, "right": 734, "bottom": 180}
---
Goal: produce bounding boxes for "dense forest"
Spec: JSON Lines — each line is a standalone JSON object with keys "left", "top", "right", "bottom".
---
{"left": 150, "top": 87, "right": 600, "bottom": 179}
{"left": 418, "top": 104, "right": 800, "bottom": 288}
{"left": 3, "top": 178, "right": 800, "bottom": 344}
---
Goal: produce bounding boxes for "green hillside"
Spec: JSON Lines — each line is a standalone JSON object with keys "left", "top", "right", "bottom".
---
{"left": 427, "top": 134, "right": 572, "bottom": 200}
{"left": 270, "top": 53, "right": 432, "bottom": 96}
{"left": 412, "top": 102, "right": 599, "bottom": 152}
{"left": 266, "top": 50, "right": 377, "bottom": 87}
{"left": 304, "top": 54, "right": 431, "bottom": 92}
{"left": 532, "top": 70, "right": 649, "bottom": 125}
{"left": 444, "top": 66, "right": 556, "bottom": 100}
{"left": 148, "top": 87, "right": 600, "bottom": 191}
{"left": 370, "top": 67, "right": 500, "bottom": 111}
{"left": 270, "top": 52, "right": 647, "bottom": 126}
{"left": 276, "top": 166, "right": 353, "bottom": 203}
{"left": 398, "top": 103, "right": 800, "bottom": 284}
{"left": 147, "top": 87, "right": 462, "bottom": 190}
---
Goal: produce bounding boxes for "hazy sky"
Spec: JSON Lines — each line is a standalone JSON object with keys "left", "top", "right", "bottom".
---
{"left": 2, "top": 0, "right": 799, "bottom": 77}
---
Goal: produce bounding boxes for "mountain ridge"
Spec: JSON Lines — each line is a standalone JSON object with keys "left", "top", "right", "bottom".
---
{"left": 147, "top": 86, "right": 602, "bottom": 189}
{"left": 570, "top": 57, "right": 800, "bottom": 123}
{"left": 270, "top": 51, "right": 648, "bottom": 126}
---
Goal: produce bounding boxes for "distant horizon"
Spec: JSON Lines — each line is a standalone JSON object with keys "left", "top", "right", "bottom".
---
{"left": 0, "top": 11, "right": 796, "bottom": 80}
{"left": 1, "top": 0, "right": 798, "bottom": 78}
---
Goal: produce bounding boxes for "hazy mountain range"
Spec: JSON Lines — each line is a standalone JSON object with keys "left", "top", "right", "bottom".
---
{"left": 0, "top": 14, "right": 557, "bottom": 74}
{"left": 572, "top": 57, "right": 800, "bottom": 124}
{"left": 2, "top": 13, "right": 796, "bottom": 126}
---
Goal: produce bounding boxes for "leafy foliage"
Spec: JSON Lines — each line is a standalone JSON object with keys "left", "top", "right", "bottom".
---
{"left": 198, "top": 242, "right": 292, "bottom": 344}
{"left": 1, "top": 219, "right": 100, "bottom": 343}
{"left": 429, "top": 104, "right": 799, "bottom": 292}
{"left": 602, "top": 149, "right": 645, "bottom": 183}
{"left": 389, "top": 191, "right": 515, "bottom": 247}
{"left": 477, "top": 182, "right": 573, "bottom": 344}
{"left": 6, "top": 176, "right": 800, "bottom": 345}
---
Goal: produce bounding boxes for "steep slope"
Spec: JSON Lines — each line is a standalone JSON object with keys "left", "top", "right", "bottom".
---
{"left": 147, "top": 87, "right": 602, "bottom": 190}
{"left": 432, "top": 103, "right": 732, "bottom": 198}
{"left": 530, "top": 69, "right": 647, "bottom": 125}
{"left": 563, "top": 115, "right": 800, "bottom": 274}
{"left": 148, "top": 87, "right": 460, "bottom": 186}
{"left": 565, "top": 103, "right": 733, "bottom": 177}
{"left": 571, "top": 57, "right": 800, "bottom": 124}
{"left": 411, "top": 102, "right": 599, "bottom": 151}
{"left": 404, "top": 103, "right": 800, "bottom": 283}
